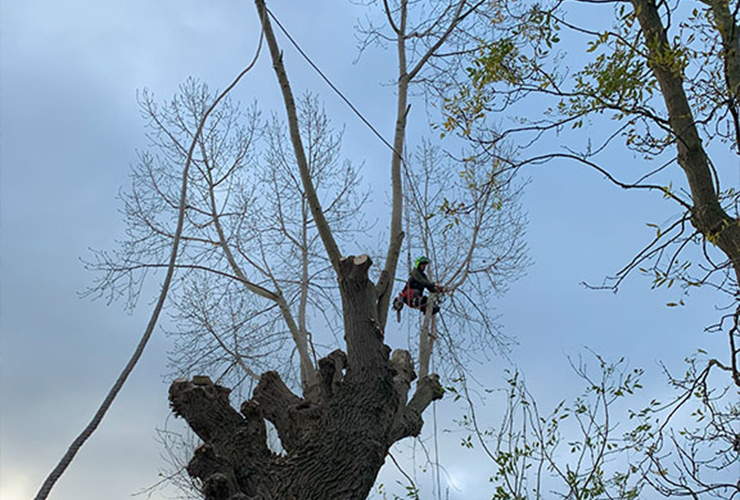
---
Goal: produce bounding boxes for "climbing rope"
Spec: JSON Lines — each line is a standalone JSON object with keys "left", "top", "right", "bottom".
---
{"left": 432, "top": 353, "right": 442, "bottom": 500}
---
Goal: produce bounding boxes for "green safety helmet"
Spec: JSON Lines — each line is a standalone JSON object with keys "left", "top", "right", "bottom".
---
{"left": 414, "top": 256, "right": 430, "bottom": 268}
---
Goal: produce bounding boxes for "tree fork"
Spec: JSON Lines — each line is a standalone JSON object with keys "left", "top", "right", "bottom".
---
{"left": 632, "top": 0, "right": 740, "bottom": 281}
{"left": 252, "top": 371, "right": 325, "bottom": 454}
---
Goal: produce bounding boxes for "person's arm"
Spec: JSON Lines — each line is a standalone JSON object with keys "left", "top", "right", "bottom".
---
{"left": 411, "top": 268, "right": 438, "bottom": 293}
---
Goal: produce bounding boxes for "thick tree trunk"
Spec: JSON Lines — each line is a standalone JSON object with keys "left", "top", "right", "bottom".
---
{"left": 170, "top": 256, "right": 444, "bottom": 500}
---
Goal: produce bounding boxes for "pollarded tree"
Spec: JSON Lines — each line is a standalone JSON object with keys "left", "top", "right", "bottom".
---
{"left": 166, "top": 0, "right": 519, "bottom": 494}
{"left": 70, "top": 1, "right": 529, "bottom": 499}
{"left": 88, "top": 77, "right": 410, "bottom": 497}
{"left": 444, "top": 0, "right": 740, "bottom": 497}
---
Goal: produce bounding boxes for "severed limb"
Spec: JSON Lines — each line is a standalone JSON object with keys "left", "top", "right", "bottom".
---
{"left": 169, "top": 377, "right": 273, "bottom": 500}
{"left": 388, "top": 373, "right": 445, "bottom": 443}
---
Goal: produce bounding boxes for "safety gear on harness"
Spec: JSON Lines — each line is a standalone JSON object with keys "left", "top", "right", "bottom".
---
{"left": 393, "top": 258, "right": 443, "bottom": 322}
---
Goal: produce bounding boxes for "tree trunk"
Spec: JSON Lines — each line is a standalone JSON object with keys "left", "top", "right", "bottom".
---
{"left": 170, "top": 256, "right": 444, "bottom": 500}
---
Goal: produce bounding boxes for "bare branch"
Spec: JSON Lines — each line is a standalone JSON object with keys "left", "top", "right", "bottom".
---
{"left": 34, "top": 37, "right": 265, "bottom": 500}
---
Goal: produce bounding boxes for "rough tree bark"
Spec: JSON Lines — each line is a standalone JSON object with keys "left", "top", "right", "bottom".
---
{"left": 170, "top": 255, "right": 444, "bottom": 500}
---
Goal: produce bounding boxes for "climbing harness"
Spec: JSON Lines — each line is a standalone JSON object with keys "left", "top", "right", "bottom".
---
{"left": 392, "top": 284, "right": 446, "bottom": 323}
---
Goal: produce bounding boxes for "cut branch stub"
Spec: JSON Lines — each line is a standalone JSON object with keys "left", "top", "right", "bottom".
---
{"left": 408, "top": 373, "right": 445, "bottom": 414}
{"left": 317, "top": 349, "right": 347, "bottom": 401}
{"left": 389, "top": 374, "right": 444, "bottom": 443}
{"left": 339, "top": 254, "right": 373, "bottom": 284}
{"left": 338, "top": 255, "right": 388, "bottom": 378}
{"left": 390, "top": 349, "right": 416, "bottom": 406}
{"left": 169, "top": 377, "right": 272, "bottom": 499}
{"left": 187, "top": 445, "right": 235, "bottom": 492}
{"left": 169, "top": 377, "right": 240, "bottom": 443}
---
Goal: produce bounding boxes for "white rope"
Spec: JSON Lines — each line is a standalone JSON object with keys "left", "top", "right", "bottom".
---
{"left": 432, "top": 354, "right": 443, "bottom": 500}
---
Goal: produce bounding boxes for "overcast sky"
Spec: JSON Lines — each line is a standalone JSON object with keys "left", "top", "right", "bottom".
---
{"left": 1, "top": 1, "right": 733, "bottom": 499}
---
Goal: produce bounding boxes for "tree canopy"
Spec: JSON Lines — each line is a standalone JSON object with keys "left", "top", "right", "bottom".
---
{"left": 443, "top": 0, "right": 739, "bottom": 497}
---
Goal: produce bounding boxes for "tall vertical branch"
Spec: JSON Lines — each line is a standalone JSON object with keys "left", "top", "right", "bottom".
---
{"left": 417, "top": 297, "right": 438, "bottom": 379}
{"left": 703, "top": 0, "right": 740, "bottom": 103}
{"left": 404, "top": 142, "right": 526, "bottom": 376}
{"left": 375, "top": 0, "right": 410, "bottom": 330}
{"left": 254, "top": 0, "right": 342, "bottom": 278}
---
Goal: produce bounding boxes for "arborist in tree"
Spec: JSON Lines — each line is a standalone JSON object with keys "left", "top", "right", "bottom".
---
{"left": 393, "top": 256, "right": 444, "bottom": 319}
